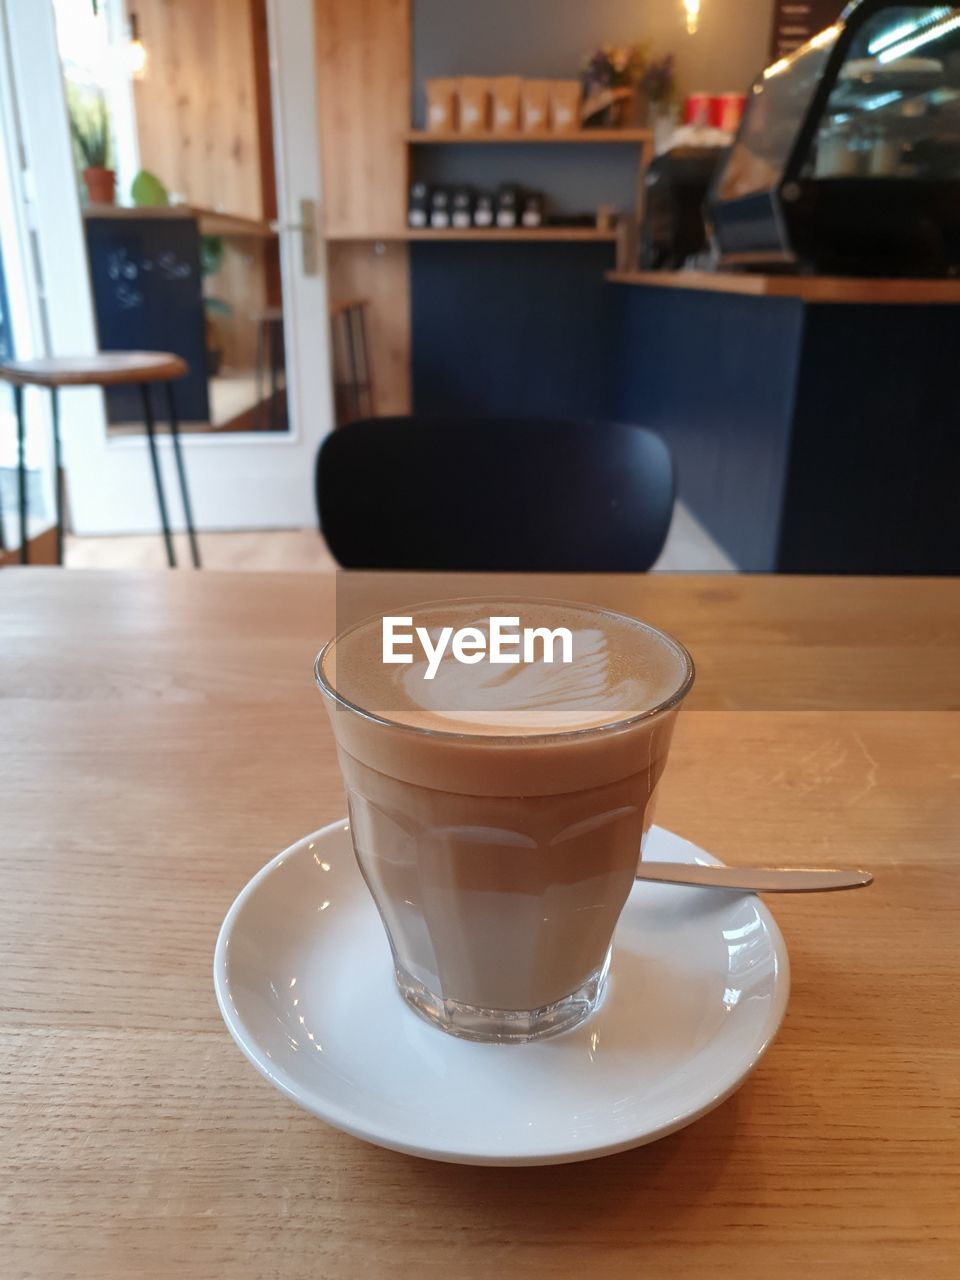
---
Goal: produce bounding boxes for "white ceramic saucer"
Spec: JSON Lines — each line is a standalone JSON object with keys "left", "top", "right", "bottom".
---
{"left": 214, "top": 820, "right": 789, "bottom": 1166}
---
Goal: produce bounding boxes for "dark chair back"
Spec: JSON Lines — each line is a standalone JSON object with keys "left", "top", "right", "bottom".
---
{"left": 316, "top": 416, "right": 674, "bottom": 572}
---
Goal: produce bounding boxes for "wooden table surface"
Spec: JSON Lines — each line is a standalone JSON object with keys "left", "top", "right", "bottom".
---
{"left": 2, "top": 570, "right": 958, "bottom": 1279}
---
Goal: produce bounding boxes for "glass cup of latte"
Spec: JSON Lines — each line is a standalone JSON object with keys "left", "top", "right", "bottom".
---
{"left": 316, "top": 598, "right": 694, "bottom": 1043}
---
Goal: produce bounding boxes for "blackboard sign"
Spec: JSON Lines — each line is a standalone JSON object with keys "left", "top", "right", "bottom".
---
{"left": 85, "top": 214, "right": 210, "bottom": 424}
{"left": 770, "top": 1, "right": 844, "bottom": 62}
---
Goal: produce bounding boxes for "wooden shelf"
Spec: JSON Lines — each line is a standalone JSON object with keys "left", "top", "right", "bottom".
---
{"left": 405, "top": 129, "right": 652, "bottom": 144}
{"left": 83, "top": 204, "right": 275, "bottom": 239}
{"left": 192, "top": 207, "right": 275, "bottom": 239}
{"left": 326, "top": 227, "right": 618, "bottom": 242}
{"left": 605, "top": 269, "right": 960, "bottom": 304}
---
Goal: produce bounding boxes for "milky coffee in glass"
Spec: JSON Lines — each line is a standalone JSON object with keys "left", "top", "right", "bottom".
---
{"left": 316, "top": 599, "right": 693, "bottom": 1042}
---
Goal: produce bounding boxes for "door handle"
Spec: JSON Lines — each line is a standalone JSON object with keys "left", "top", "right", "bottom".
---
{"left": 270, "top": 198, "right": 318, "bottom": 277}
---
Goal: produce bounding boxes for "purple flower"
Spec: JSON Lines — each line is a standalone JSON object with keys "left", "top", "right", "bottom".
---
{"left": 641, "top": 53, "right": 675, "bottom": 103}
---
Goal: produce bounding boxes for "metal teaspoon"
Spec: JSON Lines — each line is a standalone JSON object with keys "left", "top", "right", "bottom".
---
{"left": 635, "top": 863, "right": 873, "bottom": 893}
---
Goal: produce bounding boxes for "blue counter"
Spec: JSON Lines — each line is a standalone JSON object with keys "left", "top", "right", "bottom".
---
{"left": 411, "top": 251, "right": 960, "bottom": 573}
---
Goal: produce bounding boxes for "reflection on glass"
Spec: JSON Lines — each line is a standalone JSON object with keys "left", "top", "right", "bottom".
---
{"left": 52, "top": 0, "right": 289, "bottom": 436}
{"left": 813, "top": 7, "right": 960, "bottom": 181}
{"left": 715, "top": 4, "right": 960, "bottom": 203}
{"left": 716, "top": 26, "right": 840, "bottom": 200}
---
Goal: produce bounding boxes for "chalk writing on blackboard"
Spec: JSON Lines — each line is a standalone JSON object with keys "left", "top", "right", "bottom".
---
{"left": 106, "top": 248, "right": 192, "bottom": 291}
{"left": 157, "top": 252, "right": 192, "bottom": 280}
{"left": 116, "top": 285, "right": 143, "bottom": 310}
{"left": 107, "top": 249, "right": 138, "bottom": 281}
{"left": 103, "top": 246, "right": 193, "bottom": 310}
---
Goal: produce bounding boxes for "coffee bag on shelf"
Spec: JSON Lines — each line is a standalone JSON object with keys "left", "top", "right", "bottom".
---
{"left": 457, "top": 77, "right": 492, "bottom": 134}
{"left": 550, "top": 80, "right": 581, "bottom": 133}
{"left": 425, "top": 78, "right": 457, "bottom": 132}
{"left": 491, "top": 76, "right": 522, "bottom": 133}
{"left": 520, "top": 80, "right": 550, "bottom": 133}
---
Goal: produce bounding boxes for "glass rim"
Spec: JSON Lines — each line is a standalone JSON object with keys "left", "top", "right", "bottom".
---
{"left": 314, "top": 595, "right": 695, "bottom": 745}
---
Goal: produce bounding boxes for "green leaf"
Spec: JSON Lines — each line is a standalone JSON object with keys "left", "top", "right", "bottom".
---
{"left": 130, "top": 170, "right": 170, "bottom": 207}
{"left": 200, "top": 235, "right": 226, "bottom": 278}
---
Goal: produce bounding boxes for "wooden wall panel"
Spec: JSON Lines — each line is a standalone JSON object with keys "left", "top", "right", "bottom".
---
{"left": 209, "top": 243, "right": 268, "bottom": 371}
{"left": 327, "top": 242, "right": 411, "bottom": 415}
{"left": 314, "top": 0, "right": 412, "bottom": 413}
{"left": 313, "top": 0, "right": 410, "bottom": 236}
{"left": 133, "top": 1, "right": 276, "bottom": 374}
{"left": 133, "top": 0, "right": 263, "bottom": 219}
{"left": 250, "top": 0, "right": 282, "bottom": 310}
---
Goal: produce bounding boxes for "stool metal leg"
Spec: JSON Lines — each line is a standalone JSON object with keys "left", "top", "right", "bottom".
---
{"left": 268, "top": 319, "right": 279, "bottom": 429}
{"left": 164, "top": 382, "right": 200, "bottom": 568}
{"left": 255, "top": 317, "right": 266, "bottom": 431}
{"left": 139, "top": 382, "right": 176, "bottom": 568}
{"left": 344, "top": 304, "right": 361, "bottom": 423}
{"left": 15, "top": 383, "right": 27, "bottom": 564}
{"left": 332, "top": 311, "right": 345, "bottom": 426}
{"left": 50, "top": 387, "right": 63, "bottom": 565}
{"left": 354, "top": 303, "right": 373, "bottom": 418}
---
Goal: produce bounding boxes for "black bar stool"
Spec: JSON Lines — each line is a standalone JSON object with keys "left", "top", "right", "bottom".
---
{"left": 0, "top": 351, "right": 200, "bottom": 568}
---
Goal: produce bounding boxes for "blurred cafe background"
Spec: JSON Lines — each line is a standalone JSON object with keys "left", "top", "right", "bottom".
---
{"left": 0, "top": 0, "right": 957, "bottom": 576}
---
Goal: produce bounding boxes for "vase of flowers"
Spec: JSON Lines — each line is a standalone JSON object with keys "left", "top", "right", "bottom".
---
{"left": 641, "top": 54, "right": 676, "bottom": 118}
{"left": 640, "top": 53, "right": 677, "bottom": 147}
{"left": 580, "top": 43, "right": 648, "bottom": 128}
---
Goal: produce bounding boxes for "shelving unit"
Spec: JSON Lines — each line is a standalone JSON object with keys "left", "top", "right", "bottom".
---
{"left": 405, "top": 129, "right": 653, "bottom": 146}
{"left": 327, "top": 227, "right": 618, "bottom": 243}
{"left": 313, "top": 0, "right": 659, "bottom": 416}
{"left": 398, "top": 126, "right": 652, "bottom": 267}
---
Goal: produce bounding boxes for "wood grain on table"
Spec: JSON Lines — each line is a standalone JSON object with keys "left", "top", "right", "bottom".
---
{"left": 1, "top": 570, "right": 958, "bottom": 1279}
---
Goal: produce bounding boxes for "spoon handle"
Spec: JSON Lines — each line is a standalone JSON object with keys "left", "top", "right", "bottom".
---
{"left": 635, "top": 862, "right": 873, "bottom": 893}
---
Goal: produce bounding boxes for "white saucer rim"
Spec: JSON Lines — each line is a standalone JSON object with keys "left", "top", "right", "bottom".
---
{"left": 214, "top": 819, "right": 791, "bottom": 1166}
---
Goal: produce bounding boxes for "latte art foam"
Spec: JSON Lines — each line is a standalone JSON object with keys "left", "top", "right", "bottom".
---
{"left": 326, "top": 600, "right": 689, "bottom": 736}
{"left": 400, "top": 621, "right": 658, "bottom": 731}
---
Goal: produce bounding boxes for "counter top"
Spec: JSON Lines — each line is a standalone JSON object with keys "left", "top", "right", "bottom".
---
{"left": 84, "top": 204, "right": 275, "bottom": 239}
{"left": 606, "top": 269, "right": 960, "bottom": 304}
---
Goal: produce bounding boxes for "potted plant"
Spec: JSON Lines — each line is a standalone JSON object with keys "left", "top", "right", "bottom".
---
{"left": 580, "top": 44, "right": 648, "bottom": 128}
{"left": 70, "top": 93, "right": 115, "bottom": 205}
